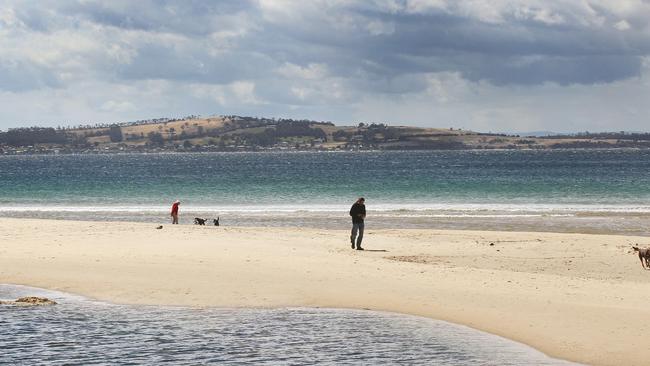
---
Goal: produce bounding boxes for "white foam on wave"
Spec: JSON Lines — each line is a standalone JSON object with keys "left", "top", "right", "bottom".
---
{"left": 4, "top": 202, "right": 650, "bottom": 216}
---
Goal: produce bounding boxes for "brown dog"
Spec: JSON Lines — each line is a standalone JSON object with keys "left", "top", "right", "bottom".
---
{"left": 632, "top": 246, "right": 650, "bottom": 269}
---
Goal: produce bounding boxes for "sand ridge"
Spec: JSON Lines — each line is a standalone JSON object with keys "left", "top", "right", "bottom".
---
{"left": 2, "top": 218, "right": 650, "bottom": 366}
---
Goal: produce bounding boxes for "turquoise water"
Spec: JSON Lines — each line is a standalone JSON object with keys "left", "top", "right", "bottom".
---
{"left": 2, "top": 150, "right": 650, "bottom": 234}
{"left": 0, "top": 285, "right": 578, "bottom": 365}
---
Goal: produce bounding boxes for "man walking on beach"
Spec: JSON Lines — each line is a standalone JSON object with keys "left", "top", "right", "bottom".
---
{"left": 171, "top": 200, "right": 180, "bottom": 224}
{"left": 349, "top": 197, "right": 366, "bottom": 250}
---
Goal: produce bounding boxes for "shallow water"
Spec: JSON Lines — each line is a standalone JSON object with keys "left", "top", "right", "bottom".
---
{"left": 0, "top": 285, "right": 578, "bottom": 365}
{"left": 2, "top": 150, "right": 650, "bottom": 234}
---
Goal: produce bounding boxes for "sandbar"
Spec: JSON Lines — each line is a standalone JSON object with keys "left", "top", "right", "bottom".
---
{"left": 2, "top": 218, "right": 650, "bottom": 365}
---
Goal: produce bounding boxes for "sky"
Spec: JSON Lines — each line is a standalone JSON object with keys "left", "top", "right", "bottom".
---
{"left": 1, "top": 0, "right": 649, "bottom": 133}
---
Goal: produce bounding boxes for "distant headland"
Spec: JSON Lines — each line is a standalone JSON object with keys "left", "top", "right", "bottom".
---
{"left": 2, "top": 115, "right": 650, "bottom": 154}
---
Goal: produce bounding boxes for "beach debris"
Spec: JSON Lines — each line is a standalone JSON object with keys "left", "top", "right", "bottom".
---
{"left": 0, "top": 296, "right": 57, "bottom": 306}
{"left": 489, "top": 242, "right": 495, "bottom": 246}
{"left": 156, "top": 225, "right": 163, "bottom": 229}
{"left": 385, "top": 255, "right": 449, "bottom": 265}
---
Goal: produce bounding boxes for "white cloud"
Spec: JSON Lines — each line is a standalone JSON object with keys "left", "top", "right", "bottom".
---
{"left": 207, "top": 29, "right": 248, "bottom": 56}
{"left": 384, "top": 0, "right": 650, "bottom": 28}
{"left": 0, "top": 6, "right": 22, "bottom": 28}
{"left": 403, "top": 0, "right": 448, "bottom": 13}
{"left": 106, "top": 43, "right": 137, "bottom": 65}
{"left": 366, "top": 20, "right": 395, "bottom": 35}
{"left": 231, "top": 80, "right": 262, "bottom": 104}
{"left": 188, "top": 83, "right": 227, "bottom": 105}
{"left": 290, "top": 86, "right": 310, "bottom": 100}
{"left": 614, "top": 20, "right": 631, "bottom": 30}
{"left": 100, "top": 100, "right": 135, "bottom": 112}
{"left": 513, "top": 6, "right": 565, "bottom": 25}
{"left": 423, "top": 72, "right": 469, "bottom": 103}
{"left": 188, "top": 80, "right": 265, "bottom": 106}
{"left": 257, "top": 0, "right": 318, "bottom": 21}
{"left": 275, "top": 63, "right": 329, "bottom": 80}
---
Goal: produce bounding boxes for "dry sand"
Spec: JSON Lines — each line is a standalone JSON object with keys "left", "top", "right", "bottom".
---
{"left": 2, "top": 218, "right": 650, "bottom": 365}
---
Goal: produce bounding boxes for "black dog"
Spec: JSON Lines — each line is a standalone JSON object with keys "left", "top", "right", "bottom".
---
{"left": 213, "top": 217, "right": 220, "bottom": 226}
{"left": 194, "top": 217, "right": 207, "bottom": 225}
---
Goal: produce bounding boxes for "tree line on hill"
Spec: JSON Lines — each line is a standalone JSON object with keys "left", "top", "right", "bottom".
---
{"left": 0, "top": 118, "right": 402, "bottom": 150}
{"left": 142, "top": 119, "right": 332, "bottom": 148}
{"left": 0, "top": 127, "right": 68, "bottom": 147}
{"left": 3, "top": 115, "right": 650, "bottom": 150}
{"left": 57, "top": 115, "right": 198, "bottom": 131}
{"left": 0, "top": 116, "right": 332, "bottom": 147}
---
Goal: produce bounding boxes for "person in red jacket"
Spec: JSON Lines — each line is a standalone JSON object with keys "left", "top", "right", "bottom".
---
{"left": 171, "top": 200, "right": 180, "bottom": 224}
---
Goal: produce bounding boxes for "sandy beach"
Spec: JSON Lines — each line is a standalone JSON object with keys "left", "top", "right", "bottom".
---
{"left": 2, "top": 218, "right": 650, "bottom": 365}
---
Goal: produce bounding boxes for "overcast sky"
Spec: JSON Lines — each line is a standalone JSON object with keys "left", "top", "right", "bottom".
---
{"left": 1, "top": 0, "right": 649, "bottom": 132}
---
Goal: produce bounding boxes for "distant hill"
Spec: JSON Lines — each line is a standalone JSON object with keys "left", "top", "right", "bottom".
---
{"left": 2, "top": 115, "right": 650, "bottom": 154}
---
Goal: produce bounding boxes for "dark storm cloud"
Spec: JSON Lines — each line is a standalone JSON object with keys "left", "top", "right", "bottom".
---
{"left": 252, "top": 4, "right": 649, "bottom": 86}
{"left": 1, "top": 0, "right": 649, "bottom": 93}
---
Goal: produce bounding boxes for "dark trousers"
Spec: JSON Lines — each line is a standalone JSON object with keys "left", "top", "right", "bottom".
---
{"left": 351, "top": 222, "right": 364, "bottom": 248}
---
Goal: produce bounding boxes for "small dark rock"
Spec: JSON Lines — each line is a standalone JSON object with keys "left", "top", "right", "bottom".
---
{"left": 0, "top": 296, "right": 57, "bottom": 306}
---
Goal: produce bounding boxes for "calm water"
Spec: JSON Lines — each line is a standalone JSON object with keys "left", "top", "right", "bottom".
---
{"left": 2, "top": 150, "right": 650, "bottom": 234}
{"left": 0, "top": 285, "right": 578, "bottom": 365}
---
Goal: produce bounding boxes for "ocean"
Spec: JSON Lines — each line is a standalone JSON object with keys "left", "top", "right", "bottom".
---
{"left": 2, "top": 150, "right": 650, "bottom": 235}
{"left": 0, "top": 285, "right": 578, "bottom": 365}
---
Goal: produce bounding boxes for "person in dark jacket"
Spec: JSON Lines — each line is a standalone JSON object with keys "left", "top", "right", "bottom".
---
{"left": 349, "top": 197, "right": 366, "bottom": 250}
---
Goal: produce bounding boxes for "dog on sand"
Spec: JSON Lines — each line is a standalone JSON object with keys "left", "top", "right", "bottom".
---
{"left": 632, "top": 246, "right": 650, "bottom": 269}
{"left": 213, "top": 217, "right": 220, "bottom": 226}
{"left": 194, "top": 217, "right": 207, "bottom": 225}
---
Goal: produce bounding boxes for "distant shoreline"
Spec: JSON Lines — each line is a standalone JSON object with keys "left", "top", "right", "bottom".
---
{"left": 3, "top": 116, "right": 650, "bottom": 155}
{"left": 4, "top": 146, "right": 650, "bottom": 156}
